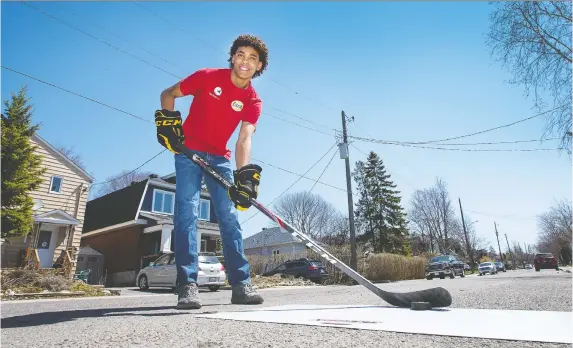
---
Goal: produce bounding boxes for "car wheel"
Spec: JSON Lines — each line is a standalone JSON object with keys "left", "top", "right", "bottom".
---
{"left": 460, "top": 271, "right": 465, "bottom": 278}
{"left": 535, "top": 267, "right": 540, "bottom": 272}
{"left": 449, "top": 272, "right": 455, "bottom": 279}
{"left": 138, "top": 275, "right": 149, "bottom": 290}
{"left": 426, "top": 276, "right": 433, "bottom": 280}
{"left": 208, "top": 285, "right": 220, "bottom": 292}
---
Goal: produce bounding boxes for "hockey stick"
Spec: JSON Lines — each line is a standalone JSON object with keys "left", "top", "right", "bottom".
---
{"left": 176, "top": 144, "right": 452, "bottom": 308}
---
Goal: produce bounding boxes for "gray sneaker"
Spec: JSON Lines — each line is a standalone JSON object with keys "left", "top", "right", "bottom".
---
{"left": 231, "top": 283, "right": 264, "bottom": 305}
{"left": 176, "top": 283, "right": 201, "bottom": 309}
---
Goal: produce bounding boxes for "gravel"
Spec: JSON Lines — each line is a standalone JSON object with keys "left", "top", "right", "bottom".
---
{"left": 1, "top": 269, "right": 570, "bottom": 348}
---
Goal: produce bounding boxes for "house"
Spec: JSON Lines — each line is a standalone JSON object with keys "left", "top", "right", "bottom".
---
{"left": 0, "top": 133, "right": 94, "bottom": 275}
{"left": 80, "top": 173, "right": 221, "bottom": 287}
{"left": 243, "top": 227, "right": 309, "bottom": 256}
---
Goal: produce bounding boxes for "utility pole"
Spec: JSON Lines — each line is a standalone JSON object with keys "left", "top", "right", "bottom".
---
{"left": 494, "top": 222, "right": 503, "bottom": 261}
{"left": 340, "top": 110, "right": 357, "bottom": 271}
{"left": 504, "top": 233, "right": 515, "bottom": 269}
{"left": 458, "top": 198, "right": 473, "bottom": 265}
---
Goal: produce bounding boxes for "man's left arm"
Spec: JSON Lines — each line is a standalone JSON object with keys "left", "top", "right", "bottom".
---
{"left": 235, "top": 121, "right": 256, "bottom": 169}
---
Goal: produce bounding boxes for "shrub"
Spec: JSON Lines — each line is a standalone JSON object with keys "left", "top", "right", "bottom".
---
{"left": 364, "top": 253, "right": 427, "bottom": 282}
{"left": 245, "top": 244, "right": 430, "bottom": 284}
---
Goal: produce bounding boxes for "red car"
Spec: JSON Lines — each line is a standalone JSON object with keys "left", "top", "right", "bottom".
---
{"left": 533, "top": 253, "right": 559, "bottom": 271}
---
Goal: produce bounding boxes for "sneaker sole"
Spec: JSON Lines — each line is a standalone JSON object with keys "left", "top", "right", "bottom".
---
{"left": 231, "top": 298, "right": 264, "bottom": 305}
{"left": 176, "top": 302, "right": 202, "bottom": 310}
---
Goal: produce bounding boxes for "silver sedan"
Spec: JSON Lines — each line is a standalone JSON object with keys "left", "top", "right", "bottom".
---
{"left": 136, "top": 252, "right": 227, "bottom": 292}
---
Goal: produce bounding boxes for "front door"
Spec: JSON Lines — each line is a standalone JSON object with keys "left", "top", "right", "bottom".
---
{"left": 36, "top": 226, "right": 57, "bottom": 268}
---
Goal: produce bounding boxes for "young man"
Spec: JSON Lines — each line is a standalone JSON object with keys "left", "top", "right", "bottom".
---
{"left": 154, "top": 34, "right": 269, "bottom": 309}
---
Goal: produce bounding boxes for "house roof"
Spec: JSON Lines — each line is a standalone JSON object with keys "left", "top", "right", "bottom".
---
{"left": 83, "top": 179, "right": 148, "bottom": 233}
{"left": 78, "top": 246, "right": 104, "bottom": 256}
{"left": 243, "top": 227, "right": 300, "bottom": 249}
{"left": 32, "top": 133, "right": 95, "bottom": 183}
{"left": 34, "top": 209, "right": 81, "bottom": 225}
{"left": 83, "top": 172, "right": 215, "bottom": 233}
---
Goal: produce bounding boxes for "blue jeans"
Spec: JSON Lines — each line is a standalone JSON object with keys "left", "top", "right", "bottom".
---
{"left": 173, "top": 150, "right": 251, "bottom": 287}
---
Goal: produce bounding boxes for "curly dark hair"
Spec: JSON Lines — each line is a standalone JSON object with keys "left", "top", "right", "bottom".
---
{"left": 228, "top": 34, "right": 269, "bottom": 79}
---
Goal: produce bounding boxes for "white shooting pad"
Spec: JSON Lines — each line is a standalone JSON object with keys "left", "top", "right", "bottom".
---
{"left": 196, "top": 304, "right": 572, "bottom": 344}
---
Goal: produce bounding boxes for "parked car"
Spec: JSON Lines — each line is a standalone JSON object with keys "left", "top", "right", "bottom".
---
{"left": 478, "top": 262, "right": 497, "bottom": 275}
{"left": 525, "top": 263, "right": 533, "bottom": 269}
{"left": 262, "top": 258, "right": 329, "bottom": 283}
{"left": 533, "top": 252, "right": 559, "bottom": 271}
{"left": 136, "top": 252, "right": 226, "bottom": 291}
{"left": 494, "top": 261, "right": 506, "bottom": 272}
{"left": 424, "top": 254, "right": 465, "bottom": 280}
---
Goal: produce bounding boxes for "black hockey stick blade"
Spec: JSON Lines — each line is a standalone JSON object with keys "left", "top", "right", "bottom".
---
{"left": 176, "top": 144, "right": 453, "bottom": 308}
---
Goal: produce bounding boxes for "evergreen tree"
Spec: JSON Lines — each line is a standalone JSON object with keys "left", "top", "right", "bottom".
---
{"left": 1, "top": 87, "right": 46, "bottom": 237}
{"left": 352, "top": 151, "right": 410, "bottom": 255}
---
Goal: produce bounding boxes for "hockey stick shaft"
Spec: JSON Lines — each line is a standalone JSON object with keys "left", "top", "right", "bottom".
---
{"left": 176, "top": 144, "right": 452, "bottom": 308}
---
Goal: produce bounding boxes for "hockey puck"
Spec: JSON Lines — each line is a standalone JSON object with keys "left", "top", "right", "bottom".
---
{"left": 410, "top": 302, "right": 432, "bottom": 310}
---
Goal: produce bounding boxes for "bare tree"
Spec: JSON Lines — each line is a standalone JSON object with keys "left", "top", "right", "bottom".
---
{"left": 536, "top": 198, "right": 572, "bottom": 264}
{"left": 91, "top": 169, "right": 155, "bottom": 199}
{"left": 272, "top": 191, "right": 343, "bottom": 241}
{"left": 408, "top": 177, "right": 460, "bottom": 253}
{"left": 485, "top": 1, "right": 572, "bottom": 152}
{"left": 56, "top": 145, "right": 88, "bottom": 172}
{"left": 321, "top": 212, "right": 350, "bottom": 246}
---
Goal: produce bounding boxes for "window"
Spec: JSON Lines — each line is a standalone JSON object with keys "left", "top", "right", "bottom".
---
{"left": 152, "top": 189, "right": 175, "bottom": 214}
{"left": 272, "top": 250, "right": 280, "bottom": 255}
{"left": 49, "top": 176, "right": 63, "bottom": 193}
{"left": 199, "top": 199, "right": 210, "bottom": 221}
{"left": 152, "top": 254, "right": 171, "bottom": 266}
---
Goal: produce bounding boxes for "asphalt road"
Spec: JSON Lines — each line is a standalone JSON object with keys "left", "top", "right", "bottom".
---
{"left": 1, "top": 269, "right": 571, "bottom": 348}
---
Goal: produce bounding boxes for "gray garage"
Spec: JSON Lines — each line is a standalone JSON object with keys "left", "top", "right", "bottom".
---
{"left": 76, "top": 246, "right": 105, "bottom": 285}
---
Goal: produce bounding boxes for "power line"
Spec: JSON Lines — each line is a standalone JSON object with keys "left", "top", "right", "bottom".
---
{"left": 398, "top": 138, "right": 561, "bottom": 146}
{"left": 308, "top": 145, "right": 340, "bottom": 193}
{"left": 269, "top": 107, "right": 338, "bottom": 132}
{"left": 90, "top": 149, "right": 167, "bottom": 187}
{"left": 264, "top": 112, "right": 335, "bottom": 137}
{"left": 53, "top": 2, "right": 184, "bottom": 71}
{"left": 2, "top": 66, "right": 152, "bottom": 124}
{"left": 377, "top": 142, "right": 563, "bottom": 152}
{"left": 240, "top": 142, "right": 339, "bottom": 225}
{"left": 251, "top": 157, "right": 348, "bottom": 193}
{"left": 464, "top": 209, "right": 538, "bottom": 221}
{"left": 21, "top": 1, "right": 182, "bottom": 79}
{"left": 347, "top": 105, "right": 568, "bottom": 146}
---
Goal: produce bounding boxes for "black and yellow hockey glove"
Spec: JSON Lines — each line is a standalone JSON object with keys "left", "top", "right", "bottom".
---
{"left": 155, "top": 109, "right": 185, "bottom": 153}
{"left": 228, "top": 164, "right": 262, "bottom": 211}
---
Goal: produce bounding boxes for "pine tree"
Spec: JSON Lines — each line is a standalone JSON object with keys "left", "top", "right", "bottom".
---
{"left": 352, "top": 151, "right": 410, "bottom": 255}
{"left": 1, "top": 86, "right": 46, "bottom": 237}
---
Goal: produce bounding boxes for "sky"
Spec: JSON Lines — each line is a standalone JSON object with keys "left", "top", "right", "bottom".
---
{"left": 2, "top": 1, "right": 571, "bottom": 251}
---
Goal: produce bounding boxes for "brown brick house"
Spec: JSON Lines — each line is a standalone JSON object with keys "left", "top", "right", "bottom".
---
{"left": 80, "top": 173, "right": 221, "bottom": 287}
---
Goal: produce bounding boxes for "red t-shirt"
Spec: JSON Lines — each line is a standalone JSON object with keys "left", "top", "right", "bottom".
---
{"left": 178, "top": 68, "right": 262, "bottom": 159}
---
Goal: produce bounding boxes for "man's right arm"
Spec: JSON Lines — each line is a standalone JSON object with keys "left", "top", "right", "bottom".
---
{"left": 160, "top": 68, "right": 211, "bottom": 110}
{"left": 160, "top": 82, "right": 184, "bottom": 111}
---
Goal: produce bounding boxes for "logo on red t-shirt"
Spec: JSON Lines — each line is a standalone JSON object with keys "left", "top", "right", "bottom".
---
{"left": 231, "top": 100, "right": 244, "bottom": 112}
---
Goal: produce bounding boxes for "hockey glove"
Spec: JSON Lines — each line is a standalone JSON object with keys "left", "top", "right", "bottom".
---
{"left": 155, "top": 109, "right": 185, "bottom": 154}
{"left": 228, "top": 164, "right": 262, "bottom": 211}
